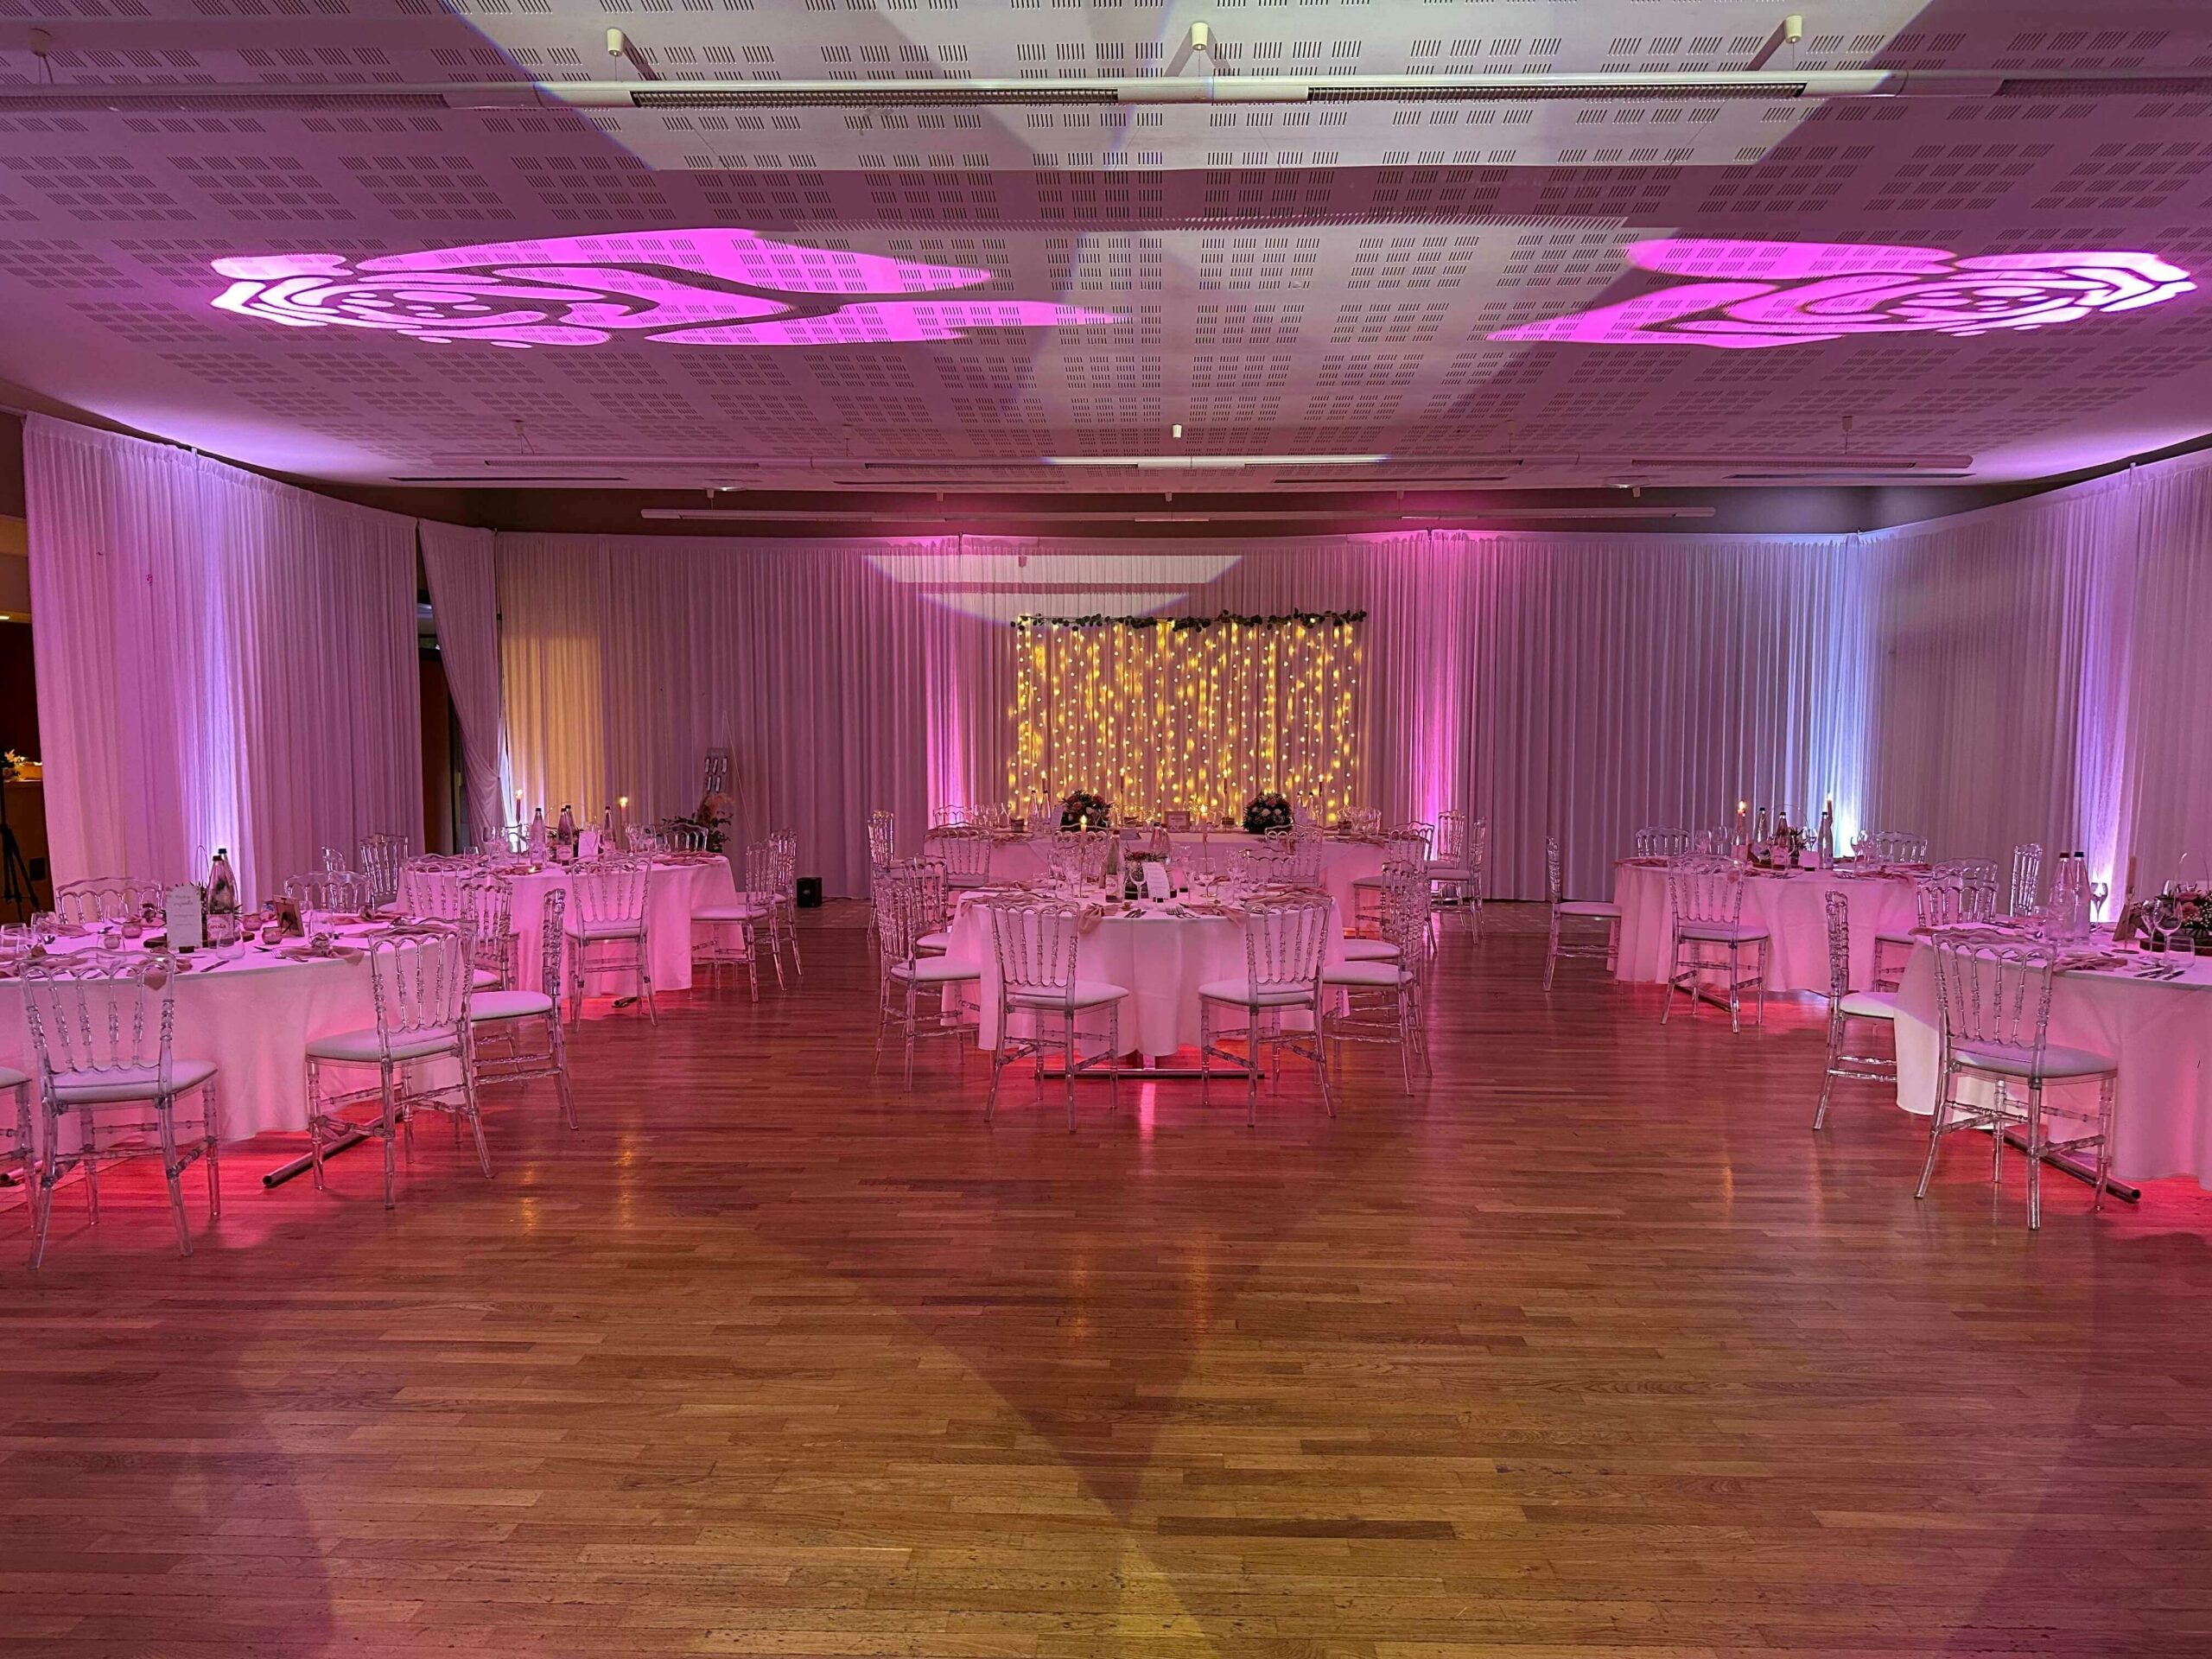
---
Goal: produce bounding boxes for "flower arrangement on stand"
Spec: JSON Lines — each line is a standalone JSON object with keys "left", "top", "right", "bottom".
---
{"left": 1059, "top": 790, "right": 1113, "bottom": 831}
{"left": 1243, "top": 791, "right": 1294, "bottom": 836}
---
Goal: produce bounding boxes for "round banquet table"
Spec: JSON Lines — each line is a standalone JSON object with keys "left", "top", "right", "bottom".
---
{"left": 1610, "top": 859, "right": 1919, "bottom": 994}
{"left": 1891, "top": 938, "right": 2212, "bottom": 1189}
{"left": 942, "top": 892, "right": 1350, "bottom": 1058}
{"left": 0, "top": 934, "right": 387, "bottom": 1142}
{"left": 501, "top": 854, "right": 741, "bottom": 995}
{"left": 976, "top": 832, "right": 1387, "bottom": 923}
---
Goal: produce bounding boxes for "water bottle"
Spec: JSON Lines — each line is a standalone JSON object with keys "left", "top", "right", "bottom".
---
{"left": 205, "top": 848, "right": 239, "bottom": 946}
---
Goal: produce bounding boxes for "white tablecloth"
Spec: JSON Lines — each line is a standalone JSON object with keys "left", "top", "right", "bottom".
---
{"left": 503, "top": 855, "right": 741, "bottom": 995}
{"left": 943, "top": 895, "right": 1349, "bottom": 1058}
{"left": 1611, "top": 860, "right": 1918, "bottom": 994}
{"left": 1892, "top": 942, "right": 2212, "bottom": 1188}
{"left": 0, "top": 940, "right": 380, "bottom": 1141}
{"left": 982, "top": 834, "right": 1387, "bottom": 922}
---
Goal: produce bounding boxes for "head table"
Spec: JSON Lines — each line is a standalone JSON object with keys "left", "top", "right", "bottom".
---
{"left": 1891, "top": 938, "right": 2212, "bottom": 1191}
{"left": 0, "top": 854, "right": 743, "bottom": 1144}
{"left": 1611, "top": 857, "right": 1920, "bottom": 994}
{"left": 958, "top": 830, "right": 1389, "bottom": 924}
{"left": 943, "top": 887, "right": 1350, "bottom": 1059}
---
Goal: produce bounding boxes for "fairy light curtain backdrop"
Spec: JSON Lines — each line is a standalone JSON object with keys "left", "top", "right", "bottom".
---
{"left": 1007, "top": 609, "right": 1365, "bottom": 826}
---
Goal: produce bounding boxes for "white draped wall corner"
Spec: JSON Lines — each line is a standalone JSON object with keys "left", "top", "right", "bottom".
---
{"left": 1860, "top": 452, "right": 2212, "bottom": 898}
{"left": 494, "top": 533, "right": 965, "bottom": 897}
{"left": 24, "top": 415, "right": 421, "bottom": 905}
{"left": 417, "top": 519, "right": 503, "bottom": 847}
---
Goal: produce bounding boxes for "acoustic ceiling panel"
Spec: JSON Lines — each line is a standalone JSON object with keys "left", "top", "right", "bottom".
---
{"left": 0, "top": 0, "right": 2209, "bottom": 487}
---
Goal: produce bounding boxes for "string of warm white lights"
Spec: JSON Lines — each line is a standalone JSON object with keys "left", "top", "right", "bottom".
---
{"left": 1007, "top": 613, "right": 1363, "bottom": 823}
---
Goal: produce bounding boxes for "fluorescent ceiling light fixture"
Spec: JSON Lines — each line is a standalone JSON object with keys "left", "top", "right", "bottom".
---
{"left": 1045, "top": 454, "right": 1389, "bottom": 469}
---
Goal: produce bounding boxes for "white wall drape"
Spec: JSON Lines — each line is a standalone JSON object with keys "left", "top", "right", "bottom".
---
{"left": 495, "top": 534, "right": 965, "bottom": 897}
{"left": 29, "top": 408, "right": 2206, "bottom": 912}
{"left": 492, "top": 466, "right": 2212, "bottom": 905}
{"left": 25, "top": 416, "right": 421, "bottom": 904}
{"left": 418, "top": 519, "right": 503, "bottom": 849}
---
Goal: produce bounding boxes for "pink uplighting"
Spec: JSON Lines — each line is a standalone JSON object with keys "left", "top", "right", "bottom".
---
{"left": 1491, "top": 239, "right": 2194, "bottom": 350}
{"left": 210, "top": 229, "right": 1120, "bottom": 348}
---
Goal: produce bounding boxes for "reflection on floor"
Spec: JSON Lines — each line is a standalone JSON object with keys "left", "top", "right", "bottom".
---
{"left": 6, "top": 901, "right": 2210, "bottom": 1656}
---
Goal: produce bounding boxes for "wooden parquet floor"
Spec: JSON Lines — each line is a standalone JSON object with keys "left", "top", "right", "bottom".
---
{"left": 5, "top": 902, "right": 2212, "bottom": 1658}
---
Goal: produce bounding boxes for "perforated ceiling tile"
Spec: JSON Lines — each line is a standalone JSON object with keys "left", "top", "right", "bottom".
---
{"left": 3, "top": 0, "right": 2212, "bottom": 486}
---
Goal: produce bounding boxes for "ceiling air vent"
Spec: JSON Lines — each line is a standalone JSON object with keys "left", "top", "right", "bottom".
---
{"left": 1309, "top": 80, "right": 1803, "bottom": 101}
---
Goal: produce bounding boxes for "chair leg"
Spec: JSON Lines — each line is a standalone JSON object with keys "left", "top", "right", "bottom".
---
{"left": 1107, "top": 1009, "right": 1121, "bottom": 1116}
{"left": 639, "top": 946, "right": 658, "bottom": 1027}
{"left": 1199, "top": 1003, "right": 1213, "bottom": 1107}
{"left": 305, "top": 1060, "right": 328, "bottom": 1192}
{"left": 1398, "top": 992, "right": 1414, "bottom": 1094}
{"left": 1543, "top": 918, "right": 1559, "bottom": 991}
{"left": 902, "top": 989, "right": 918, "bottom": 1093}
{"left": 1726, "top": 943, "right": 1742, "bottom": 1034}
{"left": 985, "top": 1014, "right": 1006, "bottom": 1123}
{"left": 785, "top": 910, "right": 804, "bottom": 978}
{"left": 1062, "top": 1010, "right": 1077, "bottom": 1133}
{"left": 2025, "top": 1084, "right": 2044, "bottom": 1231}
{"left": 378, "top": 1062, "right": 399, "bottom": 1210}
{"left": 1815, "top": 1015, "right": 1840, "bottom": 1130}
{"left": 462, "top": 1064, "right": 493, "bottom": 1179}
{"left": 550, "top": 1015, "right": 579, "bottom": 1130}
{"left": 1662, "top": 940, "right": 1678, "bottom": 1024}
{"left": 1915, "top": 1083, "right": 1953, "bottom": 1199}
{"left": 1246, "top": 1008, "right": 1261, "bottom": 1128}
{"left": 201, "top": 1081, "right": 223, "bottom": 1217}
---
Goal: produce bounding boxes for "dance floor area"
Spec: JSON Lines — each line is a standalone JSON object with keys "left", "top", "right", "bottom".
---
{"left": 8, "top": 904, "right": 2210, "bottom": 1658}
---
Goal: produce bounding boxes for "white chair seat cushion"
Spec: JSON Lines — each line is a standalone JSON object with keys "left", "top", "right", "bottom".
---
{"left": 1427, "top": 863, "right": 1472, "bottom": 880}
{"left": 944, "top": 873, "right": 991, "bottom": 889}
{"left": 1198, "top": 977, "right": 1315, "bottom": 1009}
{"left": 468, "top": 988, "right": 555, "bottom": 1022}
{"left": 1339, "top": 938, "right": 1401, "bottom": 962}
{"left": 1008, "top": 978, "right": 1129, "bottom": 1012}
{"left": 0, "top": 1063, "right": 29, "bottom": 1090}
{"left": 1953, "top": 1039, "right": 2116, "bottom": 1081}
{"left": 52, "top": 1058, "right": 217, "bottom": 1104}
{"left": 469, "top": 966, "right": 501, "bottom": 990}
{"left": 305, "top": 1025, "right": 461, "bottom": 1065}
{"left": 1839, "top": 989, "right": 1900, "bottom": 1020}
{"left": 1558, "top": 899, "right": 1623, "bottom": 918}
{"left": 694, "top": 903, "right": 769, "bottom": 924}
{"left": 1324, "top": 959, "right": 1412, "bottom": 988}
{"left": 1874, "top": 930, "right": 1916, "bottom": 947}
{"left": 916, "top": 929, "right": 955, "bottom": 953}
{"left": 731, "top": 889, "right": 779, "bottom": 908}
{"left": 891, "top": 957, "right": 982, "bottom": 984}
{"left": 1675, "top": 920, "right": 1770, "bottom": 943}
{"left": 565, "top": 917, "right": 645, "bottom": 942}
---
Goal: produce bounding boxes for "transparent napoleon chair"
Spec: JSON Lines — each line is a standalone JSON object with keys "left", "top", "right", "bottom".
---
{"left": 1920, "top": 932, "right": 2119, "bottom": 1230}
{"left": 563, "top": 857, "right": 655, "bottom": 1025}
{"left": 873, "top": 861, "right": 983, "bottom": 1092}
{"left": 20, "top": 955, "right": 221, "bottom": 1265}
{"left": 304, "top": 920, "right": 487, "bottom": 1208}
{"left": 1814, "top": 890, "right": 1898, "bottom": 1130}
{"left": 691, "top": 840, "right": 774, "bottom": 1000}
{"left": 54, "top": 877, "right": 165, "bottom": 931}
{"left": 1322, "top": 866, "right": 1430, "bottom": 1093}
{"left": 1542, "top": 835, "right": 1622, "bottom": 991}
{"left": 1198, "top": 894, "right": 1335, "bottom": 1125}
{"left": 467, "top": 887, "right": 577, "bottom": 1132}
{"left": 983, "top": 899, "right": 1131, "bottom": 1130}
{"left": 1662, "top": 856, "right": 1770, "bottom": 1033}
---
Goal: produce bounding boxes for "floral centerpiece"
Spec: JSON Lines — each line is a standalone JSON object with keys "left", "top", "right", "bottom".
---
{"left": 2152, "top": 887, "right": 2212, "bottom": 946}
{"left": 664, "top": 790, "right": 734, "bottom": 854}
{"left": 1243, "top": 791, "right": 1294, "bottom": 836}
{"left": 1059, "top": 790, "right": 1112, "bottom": 831}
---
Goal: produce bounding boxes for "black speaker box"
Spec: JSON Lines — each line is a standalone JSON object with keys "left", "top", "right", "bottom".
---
{"left": 796, "top": 875, "right": 823, "bottom": 908}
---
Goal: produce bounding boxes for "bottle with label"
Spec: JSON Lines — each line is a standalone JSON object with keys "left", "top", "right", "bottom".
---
{"left": 528, "top": 805, "right": 548, "bottom": 858}
{"left": 555, "top": 804, "right": 576, "bottom": 864}
{"left": 1816, "top": 802, "right": 1835, "bottom": 871}
{"left": 205, "top": 847, "right": 240, "bottom": 946}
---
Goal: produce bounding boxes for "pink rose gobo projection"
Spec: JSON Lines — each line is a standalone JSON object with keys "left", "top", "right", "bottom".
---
{"left": 211, "top": 229, "right": 1118, "bottom": 348}
{"left": 1491, "top": 239, "right": 2194, "bottom": 350}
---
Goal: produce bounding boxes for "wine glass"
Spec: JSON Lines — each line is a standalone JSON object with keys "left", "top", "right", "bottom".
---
{"left": 2088, "top": 880, "right": 2111, "bottom": 931}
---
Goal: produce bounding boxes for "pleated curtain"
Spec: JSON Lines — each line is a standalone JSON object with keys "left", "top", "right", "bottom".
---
{"left": 417, "top": 519, "right": 504, "bottom": 848}
{"left": 24, "top": 415, "right": 421, "bottom": 905}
